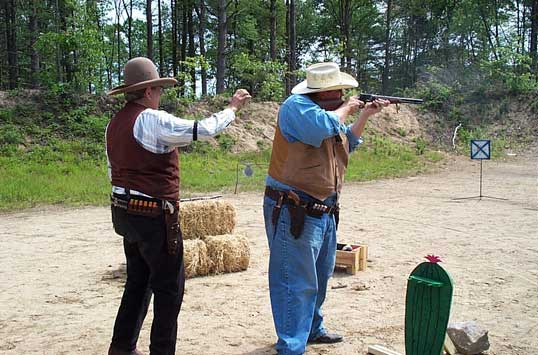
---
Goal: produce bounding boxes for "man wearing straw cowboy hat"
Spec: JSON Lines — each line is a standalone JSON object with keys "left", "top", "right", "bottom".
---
{"left": 263, "top": 62, "right": 389, "bottom": 355}
{"left": 106, "top": 56, "right": 250, "bottom": 355}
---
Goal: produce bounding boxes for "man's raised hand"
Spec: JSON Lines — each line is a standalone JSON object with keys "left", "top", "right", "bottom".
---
{"left": 229, "top": 89, "right": 252, "bottom": 112}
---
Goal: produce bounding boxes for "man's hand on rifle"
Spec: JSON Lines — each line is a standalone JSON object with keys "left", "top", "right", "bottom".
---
{"left": 361, "top": 98, "right": 391, "bottom": 117}
{"left": 350, "top": 98, "right": 391, "bottom": 138}
{"left": 334, "top": 96, "right": 364, "bottom": 123}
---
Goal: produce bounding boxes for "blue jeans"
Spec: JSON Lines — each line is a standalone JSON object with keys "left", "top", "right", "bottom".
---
{"left": 263, "top": 193, "right": 337, "bottom": 355}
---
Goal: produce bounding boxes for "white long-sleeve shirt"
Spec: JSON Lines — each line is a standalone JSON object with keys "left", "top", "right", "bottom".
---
{"left": 132, "top": 107, "right": 236, "bottom": 153}
{"left": 107, "top": 107, "right": 235, "bottom": 196}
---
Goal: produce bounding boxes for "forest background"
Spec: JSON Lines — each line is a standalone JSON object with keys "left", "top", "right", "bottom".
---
{"left": 0, "top": 0, "right": 537, "bottom": 210}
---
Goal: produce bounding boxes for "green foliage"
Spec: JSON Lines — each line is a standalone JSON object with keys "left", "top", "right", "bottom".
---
{"left": 396, "top": 128, "right": 407, "bottom": 137}
{"left": 229, "top": 53, "right": 285, "bottom": 100}
{"left": 530, "top": 99, "right": 538, "bottom": 113}
{"left": 176, "top": 56, "right": 209, "bottom": 99}
{"left": 216, "top": 133, "right": 236, "bottom": 152}
{"left": 479, "top": 47, "right": 538, "bottom": 95}
{"left": 0, "top": 125, "right": 25, "bottom": 145}
{"left": 413, "top": 137, "right": 427, "bottom": 155}
{"left": 414, "top": 78, "right": 456, "bottom": 112}
{"left": 0, "top": 108, "right": 15, "bottom": 123}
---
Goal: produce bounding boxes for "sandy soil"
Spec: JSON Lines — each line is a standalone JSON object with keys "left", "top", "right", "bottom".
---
{"left": 1, "top": 154, "right": 537, "bottom": 355}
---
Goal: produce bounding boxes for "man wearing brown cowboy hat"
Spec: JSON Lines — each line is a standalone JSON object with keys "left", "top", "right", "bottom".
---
{"left": 106, "top": 56, "right": 250, "bottom": 355}
{"left": 263, "top": 62, "right": 389, "bottom": 355}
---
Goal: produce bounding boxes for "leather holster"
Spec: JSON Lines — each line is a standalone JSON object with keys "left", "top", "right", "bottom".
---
{"left": 163, "top": 202, "right": 181, "bottom": 255}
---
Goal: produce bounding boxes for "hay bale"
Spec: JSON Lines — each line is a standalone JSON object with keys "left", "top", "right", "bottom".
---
{"left": 180, "top": 200, "right": 236, "bottom": 240}
{"left": 183, "top": 239, "right": 210, "bottom": 278}
{"left": 205, "top": 234, "right": 250, "bottom": 274}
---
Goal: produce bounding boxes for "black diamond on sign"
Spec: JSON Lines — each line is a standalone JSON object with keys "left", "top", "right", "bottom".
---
{"left": 244, "top": 164, "right": 253, "bottom": 177}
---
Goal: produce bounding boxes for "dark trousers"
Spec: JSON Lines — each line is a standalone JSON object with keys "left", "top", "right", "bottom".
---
{"left": 110, "top": 206, "right": 185, "bottom": 355}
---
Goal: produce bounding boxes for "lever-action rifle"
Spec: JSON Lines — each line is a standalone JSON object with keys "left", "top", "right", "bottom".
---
{"left": 315, "top": 93, "right": 424, "bottom": 111}
{"left": 358, "top": 93, "right": 423, "bottom": 105}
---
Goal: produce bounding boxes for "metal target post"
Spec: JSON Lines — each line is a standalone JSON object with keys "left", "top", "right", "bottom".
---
{"left": 453, "top": 139, "right": 506, "bottom": 201}
{"left": 234, "top": 161, "right": 268, "bottom": 194}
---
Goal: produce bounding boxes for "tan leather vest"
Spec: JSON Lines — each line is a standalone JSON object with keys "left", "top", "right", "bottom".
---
{"left": 268, "top": 123, "right": 350, "bottom": 201}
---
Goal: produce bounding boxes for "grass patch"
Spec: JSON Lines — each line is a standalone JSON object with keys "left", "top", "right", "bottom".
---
{"left": 0, "top": 136, "right": 445, "bottom": 211}
{"left": 346, "top": 136, "right": 439, "bottom": 181}
{"left": 0, "top": 156, "right": 109, "bottom": 210}
{"left": 180, "top": 149, "right": 271, "bottom": 194}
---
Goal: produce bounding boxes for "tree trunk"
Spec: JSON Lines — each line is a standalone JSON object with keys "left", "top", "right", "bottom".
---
{"left": 516, "top": 0, "right": 522, "bottom": 54}
{"left": 531, "top": 0, "right": 538, "bottom": 73}
{"left": 187, "top": 1, "right": 195, "bottom": 96}
{"left": 59, "top": 3, "right": 74, "bottom": 83}
{"left": 269, "top": 0, "right": 277, "bottom": 61}
{"left": 171, "top": 0, "right": 177, "bottom": 77}
{"left": 54, "top": 0, "right": 62, "bottom": 82}
{"left": 522, "top": 4, "right": 527, "bottom": 54}
{"left": 128, "top": 0, "right": 133, "bottom": 58}
{"left": 195, "top": 0, "right": 207, "bottom": 96}
{"left": 29, "top": 0, "right": 39, "bottom": 88}
{"left": 479, "top": 7, "right": 498, "bottom": 60}
{"left": 158, "top": 0, "right": 164, "bottom": 75}
{"left": 339, "top": 0, "right": 352, "bottom": 70}
{"left": 5, "top": 0, "right": 17, "bottom": 89}
{"left": 180, "top": 2, "right": 187, "bottom": 95}
{"left": 216, "top": 0, "right": 227, "bottom": 94}
{"left": 494, "top": 0, "right": 501, "bottom": 50}
{"left": 381, "top": 0, "right": 392, "bottom": 94}
{"left": 147, "top": 0, "right": 153, "bottom": 60}
{"left": 288, "top": 0, "right": 296, "bottom": 94}
{"left": 115, "top": 0, "right": 121, "bottom": 81}
{"left": 443, "top": 0, "right": 456, "bottom": 65}
{"left": 285, "top": 0, "right": 290, "bottom": 95}
{"left": 121, "top": 0, "right": 133, "bottom": 58}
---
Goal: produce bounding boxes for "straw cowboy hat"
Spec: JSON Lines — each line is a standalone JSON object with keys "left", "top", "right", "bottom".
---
{"left": 291, "top": 62, "right": 358, "bottom": 95}
{"left": 107, "top": 57, "right": 178, "bottom": 96}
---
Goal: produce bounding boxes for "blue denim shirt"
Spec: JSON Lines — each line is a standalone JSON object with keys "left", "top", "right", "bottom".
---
{"left": 265, "top": 94, "right": 363, "bottom": 195}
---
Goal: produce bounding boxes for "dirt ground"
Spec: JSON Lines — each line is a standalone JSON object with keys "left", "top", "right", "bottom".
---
{"left": 0, "top": 153, "right": 536, "bottom": 355}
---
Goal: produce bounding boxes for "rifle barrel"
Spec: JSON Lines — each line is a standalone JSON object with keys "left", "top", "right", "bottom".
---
{"left": 359, "top": 93, "right": 423, "bottom": 104}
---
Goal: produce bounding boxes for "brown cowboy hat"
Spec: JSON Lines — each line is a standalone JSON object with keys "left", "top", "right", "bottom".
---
{"left": 107, "top": 57, "right": 178, "bottom": 96}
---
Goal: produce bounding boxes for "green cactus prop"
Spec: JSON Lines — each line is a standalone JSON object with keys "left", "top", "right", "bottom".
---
{"left": 405, "top": 255, "right": 454, "bottom": 355}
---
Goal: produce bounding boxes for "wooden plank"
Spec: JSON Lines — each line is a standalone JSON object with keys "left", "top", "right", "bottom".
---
{"left": 334, "top": 264, "right": 356, "bottom": 275}
{"left": 336, "top": 252, "right": 356, "bottom": 262}
{"left": 367, "top": 344, "right": 403, "bottom": 355}
{"left": 359, "top": 245, "right": 368, "bottom": 270}
{"left": 443, "top": 334, "right": 459, "bottom": 355}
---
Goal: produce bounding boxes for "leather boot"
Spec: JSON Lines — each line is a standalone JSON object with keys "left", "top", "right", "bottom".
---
{"left": 308, "top": 332, "right": 344, "bottom": 344}
{"left": 108, "top": 344, "right": 145, "bottom": 355}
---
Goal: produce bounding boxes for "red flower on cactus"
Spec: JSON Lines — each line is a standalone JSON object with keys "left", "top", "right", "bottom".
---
{"left": 425, "top": 255, "right": 442, "bottom": 263}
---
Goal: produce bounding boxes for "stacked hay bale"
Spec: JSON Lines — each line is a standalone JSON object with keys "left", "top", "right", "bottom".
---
{"left": 180, "top": 200, "right": 236, "bottom": 239}
{"left": 180, "top": 200, "right": 250, "bottom": 278}
{"left": 183, "top": 239, "right": 210, "bottom": 278}
{"left": 205, "top": 234, "right": 250, "bottom": 274}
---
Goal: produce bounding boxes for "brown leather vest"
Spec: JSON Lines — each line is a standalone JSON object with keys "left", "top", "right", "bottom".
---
{"left": 268, "top": 123, "right": 350, "bottom": 201}
{"left": 106, "top": 102, "right": 180, "bottom": 201}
